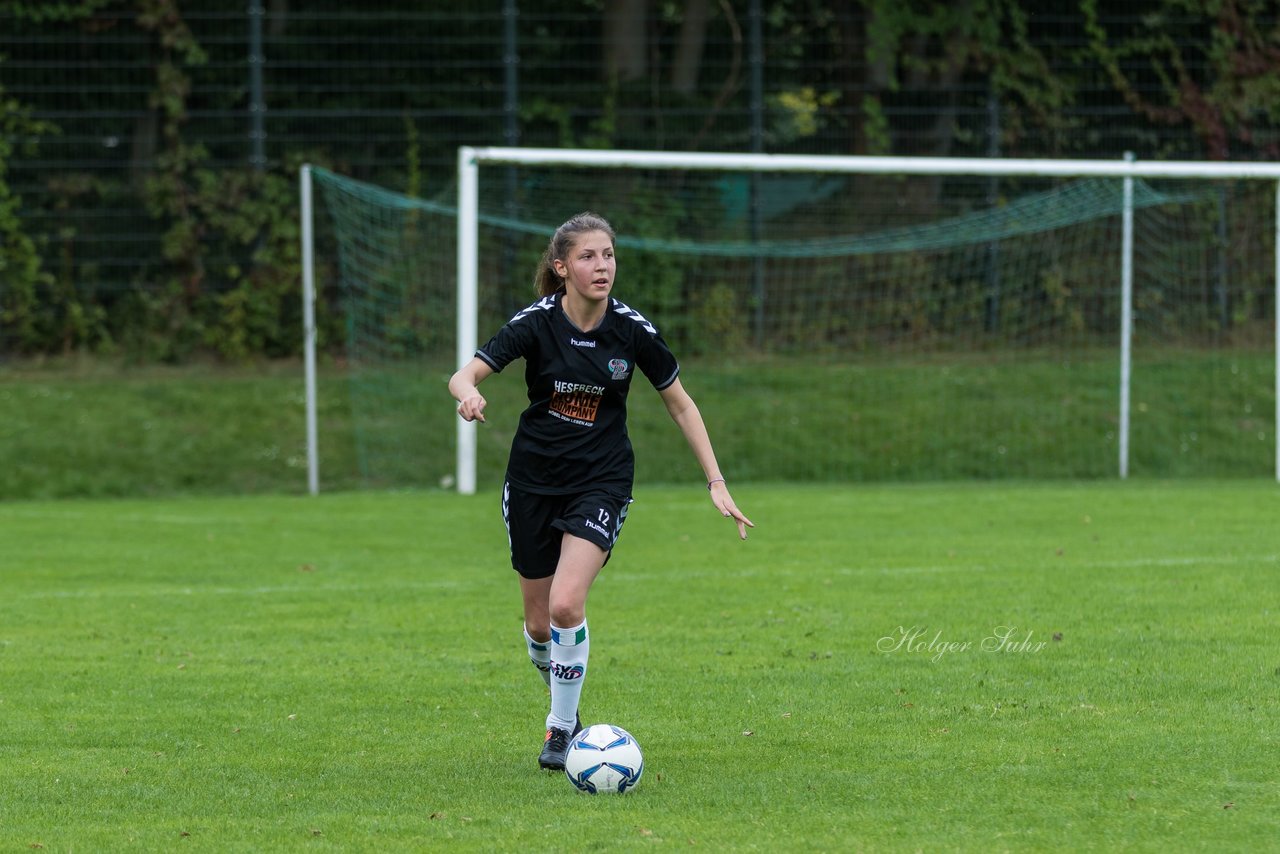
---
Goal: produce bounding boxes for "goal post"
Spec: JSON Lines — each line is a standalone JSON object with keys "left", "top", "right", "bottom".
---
{"left": 454, "top": 147, "right": 1280, "bottom": 493}
{"left": 300, "top": 163, "right": 319, "bottom": 496}
{"left": 455, "top": 148, "right": 480, "bottom": 496}
{"left": 297, "top": 151, "right": 1280, "bottom": 494}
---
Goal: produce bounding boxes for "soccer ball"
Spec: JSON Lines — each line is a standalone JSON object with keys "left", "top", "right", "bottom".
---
{"left": 563, "top": 724, "right": 644, "bottom": 794}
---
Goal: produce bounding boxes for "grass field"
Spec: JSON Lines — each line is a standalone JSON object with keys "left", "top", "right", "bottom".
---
{"left": 2, "top": 481, "right": 1277, "bottom": 851}
{"left": 1, "top": 348, "right": 1274, "bottom": 500}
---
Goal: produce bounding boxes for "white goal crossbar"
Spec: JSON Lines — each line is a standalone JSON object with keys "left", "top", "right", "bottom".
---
{"left": 296, "top": 150, "right": 1280, "bottom": 494}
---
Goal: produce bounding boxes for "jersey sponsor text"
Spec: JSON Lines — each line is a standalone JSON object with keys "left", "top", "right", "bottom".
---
{"left": 553, "top": 380, "right": 605, "bottom": 396}
{"left": 550, "top": 380, "right": 604, "bottom": 426}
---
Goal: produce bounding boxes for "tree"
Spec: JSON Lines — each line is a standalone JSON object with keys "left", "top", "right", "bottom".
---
{"left": 835, "top": 0, "right": 1066, "bottom": 157}
{"left": 671, "top": 0, "right": 711, "bottom": 94}
{"left": 0, "top": 74, "right": 58, "bottom": 352}
{"left": 604, "top": 0, "right": 649, "bottom": 83}
{"left": 1084, "top": 0, "right": 1280, "bottom": 159}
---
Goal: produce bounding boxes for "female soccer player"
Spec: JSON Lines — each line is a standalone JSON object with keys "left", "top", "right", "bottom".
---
{"left": 448, "top": 211, "right": 753, "bottom": 770}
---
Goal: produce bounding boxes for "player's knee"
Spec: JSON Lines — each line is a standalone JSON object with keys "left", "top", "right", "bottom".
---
{"left": 548, "top": 599, "right": 585, "bottom": 628}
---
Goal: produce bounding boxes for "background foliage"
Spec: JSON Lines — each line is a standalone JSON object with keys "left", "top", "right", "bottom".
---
{"left": 1, "top": 0, "right": 1277, "bottom": 360}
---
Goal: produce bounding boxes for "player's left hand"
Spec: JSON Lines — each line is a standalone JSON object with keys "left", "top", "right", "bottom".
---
{"left": 710, "top": 481, "right": 754, "bottom": 540}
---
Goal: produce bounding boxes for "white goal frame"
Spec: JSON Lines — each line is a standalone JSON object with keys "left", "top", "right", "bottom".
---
{"left": 297, "top": 150, "right": 1280, "bottom": 494}
{"left": 445, "top": 148, "right": 1280, "bottom": 494}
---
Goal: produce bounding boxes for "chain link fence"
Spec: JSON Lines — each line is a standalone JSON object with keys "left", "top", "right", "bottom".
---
{"left": 1, "top": 1, "right": 1275, "bottom": 359}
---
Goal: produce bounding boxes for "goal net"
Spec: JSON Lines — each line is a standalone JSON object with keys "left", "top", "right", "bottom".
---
{"left": 305, "top": 154, "right": 1278, "bottom": 492}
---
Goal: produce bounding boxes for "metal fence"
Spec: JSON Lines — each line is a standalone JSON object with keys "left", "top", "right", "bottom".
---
{"left": 1, "top": 1, "right": 1274, "bottom": 358}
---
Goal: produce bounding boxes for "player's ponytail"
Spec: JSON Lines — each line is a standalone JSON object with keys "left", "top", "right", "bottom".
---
{"left": 533, "top": 244, "right": 563, "bottom": 298}
{"left": 534, "top": 212, "right": 616, "bottom": 297}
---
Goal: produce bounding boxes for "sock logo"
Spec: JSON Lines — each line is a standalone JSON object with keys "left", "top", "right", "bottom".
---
{"left": 552, "top": 663, "right": 585, "bottom": 680}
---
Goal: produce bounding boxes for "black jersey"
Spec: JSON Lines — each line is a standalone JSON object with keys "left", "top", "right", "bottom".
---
{"left": 476, "top": 294, "right": 680, "bottom": 495}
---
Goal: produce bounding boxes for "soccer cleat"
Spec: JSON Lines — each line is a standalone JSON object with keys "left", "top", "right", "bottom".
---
{"left": 538, "top": 713, "right": 584, "bottom": 770}
{"left": 539, "top": 726, "right": 573, "bottom": 770}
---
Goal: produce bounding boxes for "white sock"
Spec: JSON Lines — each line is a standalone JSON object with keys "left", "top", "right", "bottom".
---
{"left": 523, "top": 624, "right": 551, "bottom": 688}
{"left": 547, "top": 619, "right": 588, "bottom": 732}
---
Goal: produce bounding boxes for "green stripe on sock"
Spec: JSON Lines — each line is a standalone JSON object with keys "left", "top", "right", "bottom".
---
{"left": 552, "top": 625, "right": 587, "bottom": 645}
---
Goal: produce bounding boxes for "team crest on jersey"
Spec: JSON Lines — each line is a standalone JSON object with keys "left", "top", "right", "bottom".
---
{"left": 608, "top": 358, "right": 630, "bottom": 381}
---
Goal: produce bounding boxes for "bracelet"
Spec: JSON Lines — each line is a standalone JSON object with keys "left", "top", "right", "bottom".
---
{"left": 706, "top": 477, "right": 726, "bottom": 491}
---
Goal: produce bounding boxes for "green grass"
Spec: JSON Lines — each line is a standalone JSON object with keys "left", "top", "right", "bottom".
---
{"left": 1, "top": 349, "right": 1274, "bottom": 500}
{"left": 2, "top": 482, "right": 1278, "bottom": 851}
{"left": 0, "top": 360, "right": 367, "bottom": 499}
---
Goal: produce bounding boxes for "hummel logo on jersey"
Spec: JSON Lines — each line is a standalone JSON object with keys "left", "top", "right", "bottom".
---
{"left": 570, "top": 337, "right": 597, "bottom": 348}
{"left": 612, "top": 299, "right": 657, "bottom": 335}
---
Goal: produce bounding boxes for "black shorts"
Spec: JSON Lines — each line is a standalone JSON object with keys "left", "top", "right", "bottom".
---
{"left": 502, "top": 481, "right": 633, "bottom": 579}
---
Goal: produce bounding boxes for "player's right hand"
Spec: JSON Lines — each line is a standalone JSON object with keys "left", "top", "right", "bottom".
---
{"left": 456, "top": 394, "right": 487, "bottom": 422}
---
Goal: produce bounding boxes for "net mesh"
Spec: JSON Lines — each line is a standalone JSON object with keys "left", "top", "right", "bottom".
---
{"left": 310, "top": 164, "right": 1275, "bottom": 488}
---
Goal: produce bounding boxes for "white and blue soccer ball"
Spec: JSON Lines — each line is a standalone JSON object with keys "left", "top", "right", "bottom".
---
{"left": 563, "top": 724, "right": 644, "bottom": 794}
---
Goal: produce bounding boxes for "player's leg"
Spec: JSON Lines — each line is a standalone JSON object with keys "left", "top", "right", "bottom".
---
{"left": 544, "top": 489, "right": 631, "bottom": 704}
{"left": 531, "top": 490, "right": 631, "bottom": 769}
{"left": 547, "top": 532, "right": 606, "bottom": 628}
{"left": 504, "top": 481, "right": 560, "bottom": 691}
{"left": 539, "top": 533, "right": 606, "bottom": 768}
{"left": 519, "top": 575, "right": 553, "bottom": 686}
